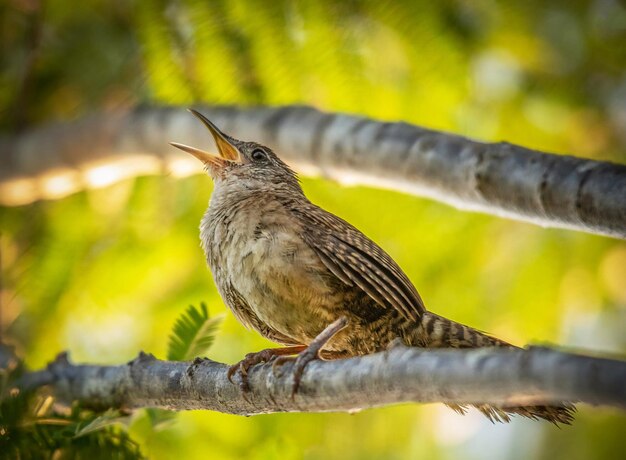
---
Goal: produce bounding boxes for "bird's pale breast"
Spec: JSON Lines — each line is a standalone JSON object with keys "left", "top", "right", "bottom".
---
{"left": 203, "top": 197, "right": 341, "bottom": 345}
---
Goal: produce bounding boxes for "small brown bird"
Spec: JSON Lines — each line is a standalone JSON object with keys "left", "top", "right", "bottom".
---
{"left": 171, "top": 109, "right": 575, "bottom": 424}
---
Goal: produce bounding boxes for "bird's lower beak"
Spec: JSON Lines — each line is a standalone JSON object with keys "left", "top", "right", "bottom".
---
{"left": 170, "top": 109, "right": 241, "bottom": 167}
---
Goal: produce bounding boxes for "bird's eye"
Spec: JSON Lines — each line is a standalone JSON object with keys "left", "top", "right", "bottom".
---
{"left": 250, "top": 149, "right": 267, "bottom": 161}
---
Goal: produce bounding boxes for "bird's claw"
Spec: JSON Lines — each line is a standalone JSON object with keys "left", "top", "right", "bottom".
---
{"left": 227, "top": 346, "right": 308, "bottom": 392}
{"left": 277, "top": 317, "right": 349, "bottom": 398}
{"left": 227, "top": 349, "right": 277, "bottom": 391}
{"left": 291, "top": 346, "right": 322, "bottom": 396}
{"left": 227, "top": 317, "right": 348, "bottom": 398}
{"left": 269, "top": 348, "right": 323, "bottom": 396}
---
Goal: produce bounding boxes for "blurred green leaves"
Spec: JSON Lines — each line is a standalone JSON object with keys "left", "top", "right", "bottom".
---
{"left": 0, "top": 364, "right": 143, "bottom": 460}
{"left": 4, "top": 0, "right": 625, "bottom": 160}
{"left": 0, "top": 300, "right": 223, "bottom": 459}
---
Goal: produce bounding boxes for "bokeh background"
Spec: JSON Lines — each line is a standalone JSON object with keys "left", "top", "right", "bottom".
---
{"left": 2, "top": 1, "right": 626, "bottom": 458}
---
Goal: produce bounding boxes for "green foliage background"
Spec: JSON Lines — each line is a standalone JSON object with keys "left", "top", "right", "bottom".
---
{"left": 1, "top": 1, "right": 625, "bottom": 458}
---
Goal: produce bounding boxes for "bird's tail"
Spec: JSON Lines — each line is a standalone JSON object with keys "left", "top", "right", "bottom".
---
{"left": 410, "top": 312, "right": 575, "bottom": 425}
{"left": 415, "top": 312, "right": 512, "bottom": 348}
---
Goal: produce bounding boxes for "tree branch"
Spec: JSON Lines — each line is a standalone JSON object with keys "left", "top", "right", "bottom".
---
{"left": 15, "top": 346, "right": 626, "bottom": 415}
{"left": 1, "top": 105, "right": 625, "bottom": 238}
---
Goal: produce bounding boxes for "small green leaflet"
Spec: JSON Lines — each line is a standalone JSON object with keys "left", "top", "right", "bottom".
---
{"left": 74, "top": 409, "right": 131, "bottom": 438}
{"left": 143, "top": 408, "right": 177, "bottom": 431}
{"left": 167, "top": 303, "right": 223, "bottom": 361}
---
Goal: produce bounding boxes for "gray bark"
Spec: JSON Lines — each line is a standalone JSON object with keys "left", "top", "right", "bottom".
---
{"left": 16, "top": 346, "right": 626, "bottom": 415}
{"left": 1, "top": 105, "right": 625, "bottom": 238}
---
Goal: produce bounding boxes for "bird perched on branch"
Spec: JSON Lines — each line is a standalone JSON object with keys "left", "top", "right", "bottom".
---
{"left": 171, "top": 109, "right": 575, "bottom": 424}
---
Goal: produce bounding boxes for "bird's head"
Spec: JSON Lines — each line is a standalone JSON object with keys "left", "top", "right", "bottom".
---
{"left": 171, "top": 109, "right": 301, "bottom": 195}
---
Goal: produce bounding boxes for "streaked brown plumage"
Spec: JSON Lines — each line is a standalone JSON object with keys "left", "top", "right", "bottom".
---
{"left": 171, "top": 109, "right": 575, "bottom": 424}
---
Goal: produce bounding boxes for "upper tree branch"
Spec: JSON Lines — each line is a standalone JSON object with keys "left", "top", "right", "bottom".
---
{"left": 1, "top": 105, "right": 625, "bottom": 238}
{"left": 15, "top": 346, "right": 626, "bottom": 415}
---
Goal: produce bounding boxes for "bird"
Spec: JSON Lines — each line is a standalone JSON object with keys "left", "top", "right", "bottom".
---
{"left": 170, "top": 108, "right": 575, "bottom": 424}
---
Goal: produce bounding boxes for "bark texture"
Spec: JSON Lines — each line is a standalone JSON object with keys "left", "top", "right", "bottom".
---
{"left": 1, "top": 105, "right": 625, "bottom": 238}
{"left": 16, "top": 346, "right": 626, "bottom": 415}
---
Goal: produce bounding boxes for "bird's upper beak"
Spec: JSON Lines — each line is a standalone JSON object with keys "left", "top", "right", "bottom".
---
{"left": 170, "top": 109, "right": 241, "bottom": 168}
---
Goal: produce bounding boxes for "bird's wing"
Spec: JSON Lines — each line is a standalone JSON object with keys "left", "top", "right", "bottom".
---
{"left": 293, "top": 203, "right": 425, "bottom": 321}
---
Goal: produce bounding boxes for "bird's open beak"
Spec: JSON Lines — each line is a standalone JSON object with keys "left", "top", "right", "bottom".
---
{"left": 170, "top": 109, "right": 241, "bottom": 167}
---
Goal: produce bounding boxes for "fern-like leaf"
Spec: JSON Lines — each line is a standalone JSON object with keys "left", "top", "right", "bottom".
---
{"left": 74, "top": 409, "right": 131, "bottom": 438}
{"left": 167, "top": 303, "right": 222, "bottom": 361}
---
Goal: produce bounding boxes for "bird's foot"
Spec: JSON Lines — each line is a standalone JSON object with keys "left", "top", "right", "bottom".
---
{"left": 273, "top": 317, "right": 349, "bottom": 397}
{"left": 227, "top": 345, "right": 306, "bottom": 392}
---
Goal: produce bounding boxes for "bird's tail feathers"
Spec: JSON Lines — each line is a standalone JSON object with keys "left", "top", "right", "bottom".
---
{"left": 412, "top": 312, "right": 575, "bottom": 425}
{"left": 416, "top": 312, "right": 511, "bottom": 348}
